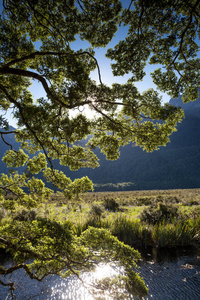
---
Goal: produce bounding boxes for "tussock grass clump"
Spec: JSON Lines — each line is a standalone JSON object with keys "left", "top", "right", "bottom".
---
{"left": 153, "top": 222, "right": 198, "bottom": 248}
{"left": 111, "top": 216, "right": 153, "bottom": 248}
{"left": 89, "top": 203, "right": 104, "bottom": 220}
{"left": 110, "top": 216, "right": 198, "bottom": 249}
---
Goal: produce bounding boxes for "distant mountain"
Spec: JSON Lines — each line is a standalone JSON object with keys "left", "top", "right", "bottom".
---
{"left": 169, "top": 93, "right": 200, "bottom": 114}
{"left": 0, "top": 96, "right": 200, "bottom": 191}
{"left": 62, "top": 94, "right": 200, "bottom": 191}
{"left": 0, "top": 127, "right": 20, "bottom": 174}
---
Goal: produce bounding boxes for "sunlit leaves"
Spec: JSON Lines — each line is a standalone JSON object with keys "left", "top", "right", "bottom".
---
{"left": 60, "top": 145, "right": 99, "bottom": 170}
{"left": 79, "top": 0, "right": 122, "bottom": 47}
{"left": 26, "top": 153, "right": 47, "bottom": 174}
{"left": 2, "top": 149, "right": 29, "bottom": 168}
{"left": 43, "top": 168, "right": 93, "bottom": 200}
{"left": 107, "top": 0, "right": 200, "bottom": 100}
{"left": 68, "top": 176, "right": 93, "bottom": 199}
{"left": 97, "top": 135, "right": 120, "bottom": 160}
{"left": 43, "top": 168, "right": 72, "bottom": 190}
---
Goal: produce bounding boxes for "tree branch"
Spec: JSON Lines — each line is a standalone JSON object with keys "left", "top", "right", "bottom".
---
{"left": 170, "top": 0, "right": 200, "bottom": 66}
{"left": 0, "top": 279, "right": 16, "bottom": 300}
{"left": 128, "top": 0, "right": 134, "bottom": 10}
{"left": 0, "top": 66, "right": 70, "bottom": 108}
{"left": 2, "top": 50, "right": 103, "bottom": 86}
{"left": 0, "top": 132, "right": 17, "bottom": 151}
{"left": 90, "top": 103, "right": 136, "bottom": 134}
{"left": 0, "top": 130, "right": 17, "bottom": 134}
{"left": 0, "top": 84, "right": 54, "bottom": 170}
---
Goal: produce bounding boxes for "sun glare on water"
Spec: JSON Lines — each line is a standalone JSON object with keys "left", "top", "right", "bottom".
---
{"left": 92, "top": 262, "right": 121, "bottom": 280}
{"left": 51, "top": 263, "right": 124, "bottom": 300}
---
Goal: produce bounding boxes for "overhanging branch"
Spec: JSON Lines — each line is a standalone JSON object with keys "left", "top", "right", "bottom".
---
{"left": 0, "top": 83, "right": 54, "bottom": 170}
{"left": 1, "top": 50, "right": 103, "bottom": 85}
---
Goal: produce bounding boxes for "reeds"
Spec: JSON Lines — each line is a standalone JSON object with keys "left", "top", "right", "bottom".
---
{"left": 153, "top": 221, "right": 198, "bottom": 248}
{"left": 75, "top": 214, "right": 199, "bottom": 249}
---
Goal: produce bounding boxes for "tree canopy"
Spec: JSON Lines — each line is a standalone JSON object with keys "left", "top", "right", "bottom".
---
{"left": 0, "top": 0, "right": 199, "bottom": 298}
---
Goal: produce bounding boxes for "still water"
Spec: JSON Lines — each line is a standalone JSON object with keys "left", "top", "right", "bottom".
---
{"left": 0, "top": 247, "right": 200, "bottom": 300}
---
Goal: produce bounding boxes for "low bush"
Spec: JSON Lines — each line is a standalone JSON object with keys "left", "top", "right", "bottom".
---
{"left": 14, "top": 209, "right": 37, "bottom": 221}
{"left": 140, "top": 202, "right": 179, "bottom": 225}
{"left": 135, "top": 197, "right": 155, "bottom": 206}
{"left": 89, "top": 203, "right": 104, "bottom": 220}
{"left": 103, "top": 197, "right": 119, "bottom": 212}
{"left": 188, "top": 199, "right": 199, "bottom": 206}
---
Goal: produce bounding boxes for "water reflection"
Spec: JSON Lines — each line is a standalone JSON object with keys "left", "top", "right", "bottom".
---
{"left": 137, "top": 248, "right": 200, "bottom": 300}
{"left": 51, "top": 263, "right": 124, "bottom": 300}
{"left": 93, "top": 263, "right": 121, "bottom": 280}
{"left": 0, "top": 249, "right": 200, "bottom": 299}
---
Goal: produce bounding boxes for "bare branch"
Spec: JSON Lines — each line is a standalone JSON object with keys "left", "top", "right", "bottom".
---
{"left": 0, "top": 130, "right": 16, "bottom": 134}
{"left": 76, "top": 0, "right": 85, "bottom": 12}
{"left": 128, "top": 0, "right": 134, "bottom": 10}
{"left": 0, "top": 132, "right": 17, "bottom": 151}
{"left": 0, "top": 279, "right": 16, "bottom": 300}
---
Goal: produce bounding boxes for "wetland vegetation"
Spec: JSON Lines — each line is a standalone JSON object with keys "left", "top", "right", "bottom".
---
{"left": 4, "top": 188, "right": 199, "bottom": 251}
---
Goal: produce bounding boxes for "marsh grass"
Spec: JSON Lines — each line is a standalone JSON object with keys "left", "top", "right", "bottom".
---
{"left": 1, "top": 189, "right": 200, "bottom": 249}
{"left": 153, "top": 221, "right": 198, "bottom": 247}
{"left": 110, "top": 216, "right": 154, "bottom": 248}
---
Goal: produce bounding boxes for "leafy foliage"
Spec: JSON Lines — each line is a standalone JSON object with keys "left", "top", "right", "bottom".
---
{"left": 0, "top": 0, "right": 199, "bottom": 298}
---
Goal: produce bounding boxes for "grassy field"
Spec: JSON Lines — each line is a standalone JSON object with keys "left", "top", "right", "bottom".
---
{"left": 2, "top": 189, "right": 200, "bottom": 250}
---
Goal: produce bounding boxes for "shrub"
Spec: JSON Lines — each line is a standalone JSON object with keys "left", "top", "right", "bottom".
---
{"left": 140, "top": 202, "right": 179, "bottom": 225}
{"left": 89, "top": 203, "right": 104, "bottom": 220}
{"left": 14, "top": 209, "right": 37, "bottom": 221}
{"left": 103, "top": 197, "right": 119, "bottom": 212}
{"left": 188, "top": 199, "right": 199, "bottom": 206}
{"left": 135, "top": 197, "right": 155, "bottom": 206}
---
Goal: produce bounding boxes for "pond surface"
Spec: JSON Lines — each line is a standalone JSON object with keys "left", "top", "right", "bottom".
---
{"left": 0, "top": 247, "right": 200, "bottom": 300}
{"left": 138, "top": 247, "right": 200, "bottom": 300}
